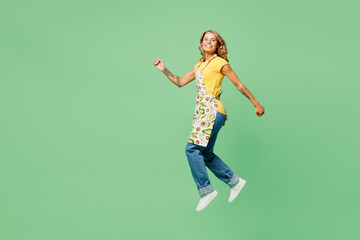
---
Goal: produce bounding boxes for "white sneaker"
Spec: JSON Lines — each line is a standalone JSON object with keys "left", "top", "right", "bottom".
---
{"left": 228, "top": 178, "right": 246, "bottom": 203}
{"left": 196, "top": 190, "right": 218, "bottom": 212}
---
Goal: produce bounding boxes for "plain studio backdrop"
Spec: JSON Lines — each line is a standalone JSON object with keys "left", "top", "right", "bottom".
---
{"left": 1, "top": 0, "right": 359, "bottom": 239}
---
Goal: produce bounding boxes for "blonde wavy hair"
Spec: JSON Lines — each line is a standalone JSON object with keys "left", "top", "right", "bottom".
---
{"left": 198, "top": 30, "right": 229, "bottom": 62}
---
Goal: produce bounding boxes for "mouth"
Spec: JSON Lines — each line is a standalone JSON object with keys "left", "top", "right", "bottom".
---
{"left": 205, "top": 45, "right": 213, "bottom": 49}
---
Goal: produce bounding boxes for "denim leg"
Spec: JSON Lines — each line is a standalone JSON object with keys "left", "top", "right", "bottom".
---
{"left": 203, "top": 111, "right": 240, "bottom": 188}
{"left": 185, "top": 142, "right": 214, "bottom": 196}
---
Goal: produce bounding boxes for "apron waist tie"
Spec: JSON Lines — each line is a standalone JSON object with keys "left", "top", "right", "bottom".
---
{"left": 215, "top": 89, "right": 224, "bottom": 100}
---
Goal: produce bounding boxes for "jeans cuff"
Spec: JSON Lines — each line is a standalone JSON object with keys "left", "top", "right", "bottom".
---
{"left": 227, "top": 173, "right": 240, "bottom": 188}
{"left": 199, "top": 184, "right": 214, "bottom": 197}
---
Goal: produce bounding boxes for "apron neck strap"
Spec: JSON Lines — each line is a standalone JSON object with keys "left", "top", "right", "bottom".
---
{"left": 198, "top": 54, "right": 217, "bottom": 71}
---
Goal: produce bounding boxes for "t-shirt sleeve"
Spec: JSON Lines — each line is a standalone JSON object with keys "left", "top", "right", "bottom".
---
{"left": 194, "top": 61, "right": 200, "bottom": 69}
{"left": 217, "top": 58, "right": 229, "bottom": 73}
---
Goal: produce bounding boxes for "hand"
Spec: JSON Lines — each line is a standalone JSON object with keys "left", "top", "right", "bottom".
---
{"left": 255, "top": 104, "right": 265, "bottom": 117}
{"left": 154, "top": 58, "right": 165, "bottom": 71}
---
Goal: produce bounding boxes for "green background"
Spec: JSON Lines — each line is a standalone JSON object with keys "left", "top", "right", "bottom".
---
{"left": 1, "top": 0, "right": 359, "bottom": 239}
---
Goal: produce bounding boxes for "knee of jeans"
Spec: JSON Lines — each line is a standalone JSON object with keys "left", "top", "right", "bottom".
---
{"left": 185, "top": 142, "right": 203, "bottom": 157}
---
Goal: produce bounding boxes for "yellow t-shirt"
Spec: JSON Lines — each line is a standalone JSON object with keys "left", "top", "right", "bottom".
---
{"left": 194, "top": 56, "right": 229, "bottom": 115}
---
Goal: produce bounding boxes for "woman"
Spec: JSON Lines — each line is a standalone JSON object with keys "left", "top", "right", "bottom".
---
{"left": 154, "top": 30, "right": 265, "bottom": 212}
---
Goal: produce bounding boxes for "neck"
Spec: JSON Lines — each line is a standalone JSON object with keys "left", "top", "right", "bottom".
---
{"left": 204, "top": 52, "right": 216, "bottom": 61}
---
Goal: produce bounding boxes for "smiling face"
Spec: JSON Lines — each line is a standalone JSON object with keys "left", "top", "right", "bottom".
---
{"left": 201, "top": 32, "right": 219, "bottom": 54}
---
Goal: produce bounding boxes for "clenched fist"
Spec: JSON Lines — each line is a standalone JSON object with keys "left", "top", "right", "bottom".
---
{"left": 255, "top": 104, "right": 265, "bottom": 117}
{"left": 154, "top": 58, "right": 165, "bottom": 71}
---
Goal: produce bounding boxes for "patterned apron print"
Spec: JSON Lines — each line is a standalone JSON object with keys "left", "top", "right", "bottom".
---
{"left": 188, "top": 54, "right": 220, "bottom": 147}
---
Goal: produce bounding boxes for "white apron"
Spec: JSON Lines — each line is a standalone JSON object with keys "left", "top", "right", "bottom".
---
{"left": 187, "top": 54, "right": 225, "bottom": 147}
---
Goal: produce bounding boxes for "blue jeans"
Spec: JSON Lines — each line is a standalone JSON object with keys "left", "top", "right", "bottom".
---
{"left": 185, "top": 111, "right": 239, "bottom": 196}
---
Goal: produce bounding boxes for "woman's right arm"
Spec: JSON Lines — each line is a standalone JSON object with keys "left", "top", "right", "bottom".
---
{"left": 154, "top": 58, "right": 195, "bottom": 88}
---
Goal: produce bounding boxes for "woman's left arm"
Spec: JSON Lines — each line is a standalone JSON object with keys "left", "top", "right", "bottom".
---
{"left": 221, "top": 64, "right": 265, "bottom": 117}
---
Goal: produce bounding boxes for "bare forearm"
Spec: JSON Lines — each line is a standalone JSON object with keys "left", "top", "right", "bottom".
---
{"left": 162, "top": 67, "right": 181, "bottom": 87}
{"left": 238, "top": 85, "right": 260, "bottom": 107}
{"left": 222, "top": 66, "right": 262, "bottom": 108}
